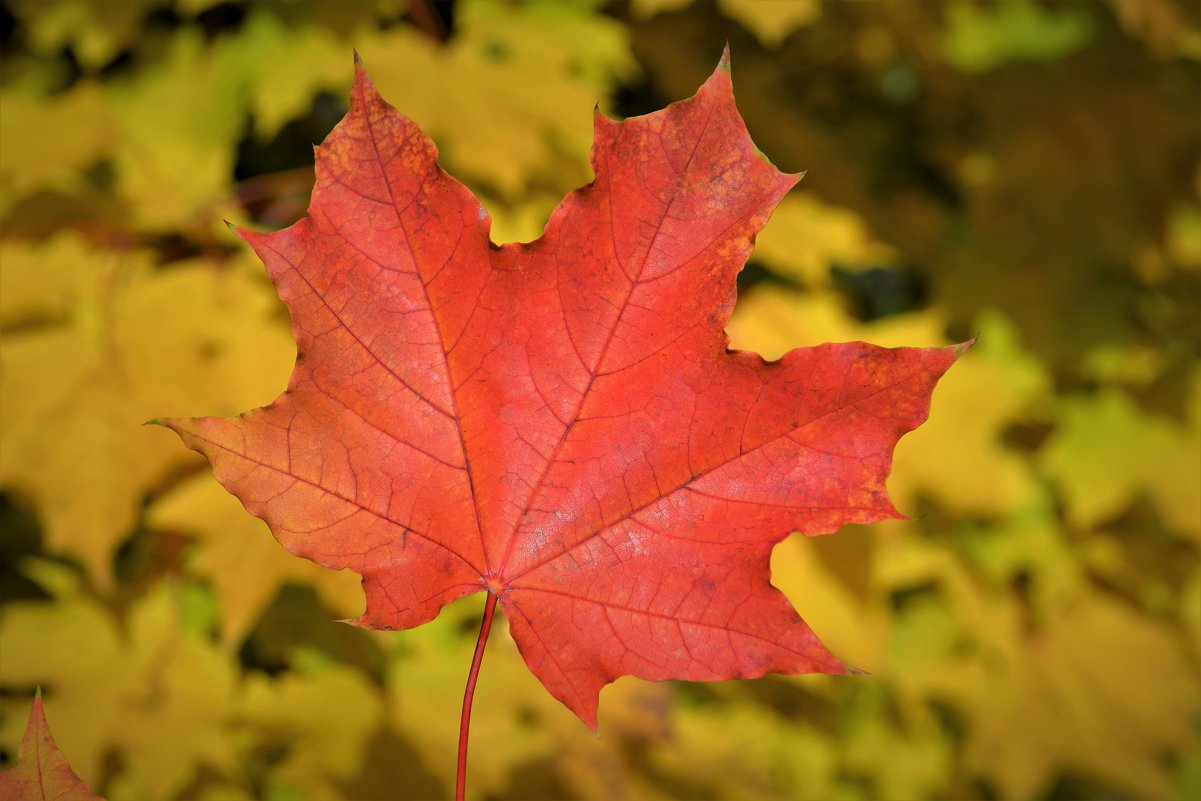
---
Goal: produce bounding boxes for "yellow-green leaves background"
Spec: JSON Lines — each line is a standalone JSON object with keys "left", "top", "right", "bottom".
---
{"left": 2, "top": 1, "right": 1198, "bottom": 799}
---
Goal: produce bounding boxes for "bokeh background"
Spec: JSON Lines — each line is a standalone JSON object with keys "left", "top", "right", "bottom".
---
{"left": 1, "top": 1, "right": 1199, "bottom": 799}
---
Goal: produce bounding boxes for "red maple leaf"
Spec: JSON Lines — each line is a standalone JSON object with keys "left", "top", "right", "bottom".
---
{"left": 159, "top": 48, "right": 961, "bottom": 795}
{"left": 0, "top": 692, "right": 105, "bottom": 801}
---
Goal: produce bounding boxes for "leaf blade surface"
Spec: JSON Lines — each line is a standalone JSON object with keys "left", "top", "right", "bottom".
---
{"left": 164, "top": 50, "right": 961, "bottom": 726}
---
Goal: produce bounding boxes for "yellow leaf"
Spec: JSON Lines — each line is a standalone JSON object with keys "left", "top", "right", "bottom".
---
{"left": 214, "top": 10, "right": 350, "bottom": 142}
{"left": 648, "top": 702, "right": 840, "bottom": 801}
{"left": 752, "top": 193, "right": 894, "bottom": 287}
{"left": 0, "top": 237, "right": 292, "bottom": 587}
{"left": 961, "top": 594, "right": 1201, "bottom": 800}
{"left": 0, "top": 234, "right": 96, "bottom": 329}
{"left": 0, "top": 81, "right": 113, "bottom": 213}
{"left": 727, "top": 286, "right": 943, "bottom": 361}
{"left": 771, "top": 531, "right": 887, "bottom": 672}
{"left": 840, "top": 685, "right": 954, "bottom": 801}
{"left": 6, "top": 0, "right": 161, "bottom": 70}
{"left": 632, "top": 0, "right": 822, "bottom": 47}
{"left": 890, "top": 311, "right": 1051, "bottom": 517}
{"left": 1040, "top": 378, "right": 1201, "bottom": 540}
{"left": 242, "top": 664, "right": 384, "bottom": 790}
{"left": 360, "top": 0, "right": 636, "bottom": 200}
{"left": 104, "top": 29, "right": 245, "bottom": 230}
{"left": 0, "top": 568, "right": 123, "bottom": 789}
{"left": 943, "top": 0, "right": 1094, "bottom": 72}
{"left": 146, "top": 475, "right": 364, "bottom": 648}
{"left": 481, "top": 191, "right": 572, "bottom": 246}
{"left": 719, "top": 0, "right": 822, "bottom": 48}
{"left": 0, "top": 575, "right": 242, "bottom": 799}
{"left": 869, "top": 532, "right": 1199, "bottom": 800}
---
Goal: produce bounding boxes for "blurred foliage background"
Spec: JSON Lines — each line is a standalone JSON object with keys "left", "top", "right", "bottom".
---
{"left": 1, "top": 1, "right": 1199, "bottom": 799}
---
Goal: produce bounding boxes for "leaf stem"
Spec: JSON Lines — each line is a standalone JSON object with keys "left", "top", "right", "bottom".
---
{"left": 457, "top": 591, "right": 498, "bottom": 801}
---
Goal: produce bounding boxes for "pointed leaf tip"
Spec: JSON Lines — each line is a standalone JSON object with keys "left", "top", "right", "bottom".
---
{"left": 719, "top": 42, "right": 732, "bottom": 72}
{"left": 353, "top": 49, "right": 364, "bottom": 69}
{"left": 1, "top": 692, "right": 105, "bottom": 800}
{"left": 222, "top": 220, "right": 249, "bottom": 241}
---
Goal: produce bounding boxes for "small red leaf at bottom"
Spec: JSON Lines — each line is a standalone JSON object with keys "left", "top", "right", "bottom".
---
{"left": 0, "top": 692, "right": 104, "bottom": 801}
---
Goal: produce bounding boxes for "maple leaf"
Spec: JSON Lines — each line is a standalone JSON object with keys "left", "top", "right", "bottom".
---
{"left": 0, "top": 691, "right": 104, "bottom": 801}
{"left": 159, "top": 49, "right": 961, "bottom": 735}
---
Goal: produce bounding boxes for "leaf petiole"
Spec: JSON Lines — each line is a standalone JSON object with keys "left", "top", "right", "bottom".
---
{"left": 456, "top": 591, "right": 498, "bottom": 801}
